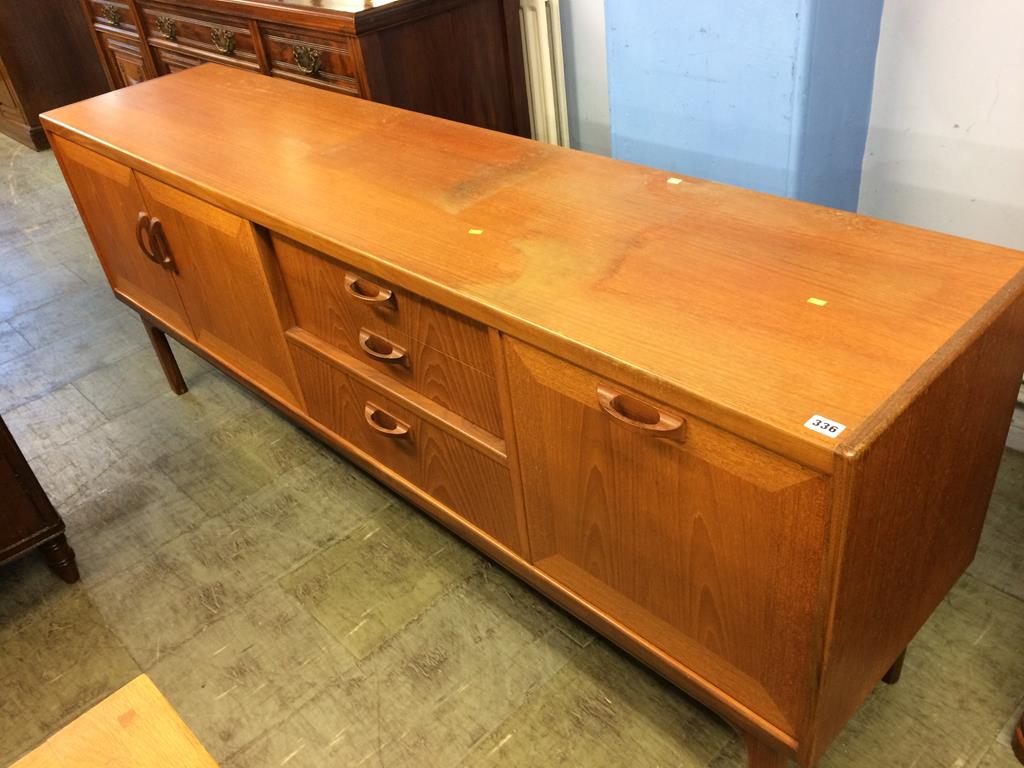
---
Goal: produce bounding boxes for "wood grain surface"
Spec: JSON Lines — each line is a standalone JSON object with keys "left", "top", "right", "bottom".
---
{"left": 506, "top": 338, "right": 831, "bottom": 736}
{"left": 40, "top": 65, "right": 1024, "bottom": 471}
{"left": 11, "top": 675, "right": 218, "bottom": 767}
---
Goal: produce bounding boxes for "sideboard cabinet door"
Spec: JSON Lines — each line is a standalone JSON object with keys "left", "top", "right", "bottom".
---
{"left": 134, "top": 175, "right": 304, "bottom": 409}
{"left": 50, "top": 134, "right": 193, "bottom": 338}
{"left": 505, "top": 339, "right": 831, "bottom": 737}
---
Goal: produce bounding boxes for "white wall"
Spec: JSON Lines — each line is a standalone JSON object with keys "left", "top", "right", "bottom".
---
{"left": 559, "top": 0, "right": 611, "bottom": 155}
{"left": 858, "top": 0, "right": 1024, "bottom": 249}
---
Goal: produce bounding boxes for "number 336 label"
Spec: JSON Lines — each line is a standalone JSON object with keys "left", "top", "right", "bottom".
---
{"left": 803, "top": 415, "right": 847, "bottom": 438}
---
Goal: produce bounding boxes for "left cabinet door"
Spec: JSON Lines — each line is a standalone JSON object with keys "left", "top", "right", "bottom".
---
{"left": 51, "top": 135, "right": 193, "bottom": 338}
{"left": 135, "top": 174, "right": 305, "bottom": 409}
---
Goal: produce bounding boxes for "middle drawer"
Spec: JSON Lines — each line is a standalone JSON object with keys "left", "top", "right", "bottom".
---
{"left": 272, "top": 233, "right": 503, "bottom": 436}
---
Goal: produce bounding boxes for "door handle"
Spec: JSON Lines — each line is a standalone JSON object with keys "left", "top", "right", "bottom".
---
{"left": 363, "top": 402, "right": 411, "bottom": 439}
{"left": 148, "top": 217, "right": 178, "bottom": 273}
{"left": 597, "top": 385, "right": 686, "bottom": 441}
{"left": 136, "top": 212, "right": 159, "bottom": 263}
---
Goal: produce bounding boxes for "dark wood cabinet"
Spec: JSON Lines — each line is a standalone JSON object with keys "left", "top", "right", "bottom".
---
{"left": 0, "top": 0, "right": 108, "bottom": 149}
{"left": 0, "top": 416, "right": 78, "bottom": 583}
{"left": 79, "top": 0, "right": 531, "bottom": 137}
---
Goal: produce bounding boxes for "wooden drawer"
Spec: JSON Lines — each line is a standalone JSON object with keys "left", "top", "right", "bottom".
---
{"left": 150, "top": 42, "right": 258, "bottom": 76}
{"left": 90, "top": 1, "right": 138, "bottom": 35}
{"left": 290, "top": 344, "right": 521, "bottom": 551}
{"left": 273, "top": 234, "right": 503, "bottom": 435}
{"left": 505, "top": 339, "right": 831, "bottom": 736}
{"left": 260, "top": 25, "right": 360, "bottom": 95}
{"left": 139, "top": 5, "right": 258, "bottom": 67}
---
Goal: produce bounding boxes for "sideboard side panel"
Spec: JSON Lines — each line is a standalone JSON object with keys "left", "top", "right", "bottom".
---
{"left": 807, "top": 279, "right": 1024, "bottom": 763}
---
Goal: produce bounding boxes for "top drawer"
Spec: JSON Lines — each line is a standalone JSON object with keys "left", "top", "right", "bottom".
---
{"left": 272, "top": 234, "right": 503, "bottom": 434}
{"left": 261, "top": 25, "right": 361, "bottom": 95}
{"left": 138, "top": 5, "right": 258, "bottom": 65}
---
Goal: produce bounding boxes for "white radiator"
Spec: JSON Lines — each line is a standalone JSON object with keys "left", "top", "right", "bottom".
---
{"left": 519, "top": 0, "right": 571, "bottom": 147}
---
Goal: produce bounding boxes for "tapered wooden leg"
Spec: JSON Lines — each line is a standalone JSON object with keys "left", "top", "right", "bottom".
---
{"left": 143, "top": 318, "right": 188, "bottom": 395}
{"left": 38, "top": 534, "right": 79, "bottom": 583}
{"left": 743, "top": 733, "right": 790, "bottom": 768}
{"left": 882, "top": 649, "right": 906, "bottom": 685}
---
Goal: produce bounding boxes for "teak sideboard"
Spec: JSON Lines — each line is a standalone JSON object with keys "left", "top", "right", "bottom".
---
{"left": 78, "top": 0, "right": 530, "bottom": 137}
{"left": 41, "top": 65, "right": 1024, "bottom": 767}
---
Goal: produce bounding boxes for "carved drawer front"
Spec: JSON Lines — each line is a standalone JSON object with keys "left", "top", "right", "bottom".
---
{"left": 504, "top": 339, "right": 831, "bottom": 737}
{"left": 260, "top": 25, "right": 360, "bottom": 95}
{"left": 139, "top": 5, "right": 258, "bottom": 68}
{"left": 99, "top": 34, "right": 150, "bottom": 88}
{"left": 273, "top": 234, "right": 503, "bottom": 436}
{"left": 91, "top": 1, "right": 138, "bottom": 35}
{"left": 290, "top": 344, "right": 521, "bottom": 550}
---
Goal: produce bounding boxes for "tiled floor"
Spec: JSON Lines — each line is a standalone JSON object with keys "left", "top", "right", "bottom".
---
{"left": 1, "top": 132, "right": 1022, "bottom": 768}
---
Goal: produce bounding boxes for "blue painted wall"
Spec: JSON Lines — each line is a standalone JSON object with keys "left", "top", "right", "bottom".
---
{"left": 604, "top": 0, "right": 883, "bottom": 210}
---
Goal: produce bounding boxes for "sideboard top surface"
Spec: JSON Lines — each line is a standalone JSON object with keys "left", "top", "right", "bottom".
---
{"left": 41, "top": 65, "right": 1024, "bottom": 468}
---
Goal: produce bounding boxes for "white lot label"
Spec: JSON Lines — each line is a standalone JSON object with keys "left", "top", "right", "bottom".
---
{"left": 803, "top": 415, "right": 847, "bottom": 438}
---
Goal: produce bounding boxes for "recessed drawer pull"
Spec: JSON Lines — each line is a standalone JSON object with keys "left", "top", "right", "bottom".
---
{"left": 358, "top": 328, "right": 407, "bottom": 364}
{"left": 364, "top": 402, "right": 411, "bottom": 438}
{"left": 596, "top": 385, "right": 687, "bottom": 441}
{"left": 344, "top": 272, "right": 394, "bottom": 307}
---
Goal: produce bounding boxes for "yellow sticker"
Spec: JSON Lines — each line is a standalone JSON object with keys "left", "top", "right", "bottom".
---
{"left": 807, "top": 297, "right": 828, "bottom": 307}
{"left": 467, "top": 228, "right": 484, "bottom": 235}
{"left": 666, "top": 177, "right": 683, "bottom": 185}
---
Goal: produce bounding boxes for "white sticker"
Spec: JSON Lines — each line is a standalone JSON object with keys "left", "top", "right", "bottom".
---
{"left": 803, "top": 415, "right": 847, "bottom": 438}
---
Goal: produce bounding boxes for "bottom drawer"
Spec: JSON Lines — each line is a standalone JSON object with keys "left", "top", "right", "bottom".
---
{"left": 290, "top": 344, "right": 522, "bottom": 552}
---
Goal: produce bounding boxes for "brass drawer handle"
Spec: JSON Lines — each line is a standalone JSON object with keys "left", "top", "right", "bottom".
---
{"left": 101, "top": 4, "right": 122, "bottom": 27}
{"left": 155, "top": 16, "right": 176, "bottom": 40}
{"left": 211, "top": 28, "right": 235, "bottom": 55}
{"left": 359, "top": 329, "right": 407, "bottom": 365}
{"left": 344, "top": 272, "right": 394, "bottom": 307}
{"left": 364, "top": 402, "right": 411, "bottom": 439}
{"left": 597, "top": 385, "right": 686, "bottom": 441}
{"left": 293, "top": 45, "right": 322, "bottom": 77}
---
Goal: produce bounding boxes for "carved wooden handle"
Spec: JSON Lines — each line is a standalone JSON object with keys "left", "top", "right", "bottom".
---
{"left": 344, "top": 273, "right": 394, "bottom": 307}
{"left": 364, "top": 403, "right": 410, "bottom": 438}
{"left": 597, "top": 385, "right": 686, "bottom": 441}
{"left": 136, "top": 212, "right": 159, "bottom": 263}
{"left": 148, "top": 217, "right": 177, "bottom": 273}
{"left": 358, "top": 329, "right": 407, "bottom": 364}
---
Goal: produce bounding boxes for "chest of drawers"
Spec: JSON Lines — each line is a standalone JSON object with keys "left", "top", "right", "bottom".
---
{"left": 0, "top": 0, "right": 107, "bottom": 149}
{"left": 78, "top": 0, "right": 530, "bottom": 137}
{"left": 41, "top": 65, "right": 1024, "bottom": 767}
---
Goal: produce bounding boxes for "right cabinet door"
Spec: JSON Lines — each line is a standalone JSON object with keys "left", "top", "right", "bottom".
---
{"left": 505, "top": 339, "right": 830, "bottom": 738}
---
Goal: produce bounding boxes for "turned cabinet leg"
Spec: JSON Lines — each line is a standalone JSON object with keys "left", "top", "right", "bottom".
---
{"left": 882, "top": 649, "right": 907, "bottom": 685}
{"left": 38, "top": 534, "right": 80, "bottom": 583}
{"left": 742, "top": 733, "right": 790, "bottom": 768}
{"left": 143, "top": 318, "right": 188, "bottom": 395}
